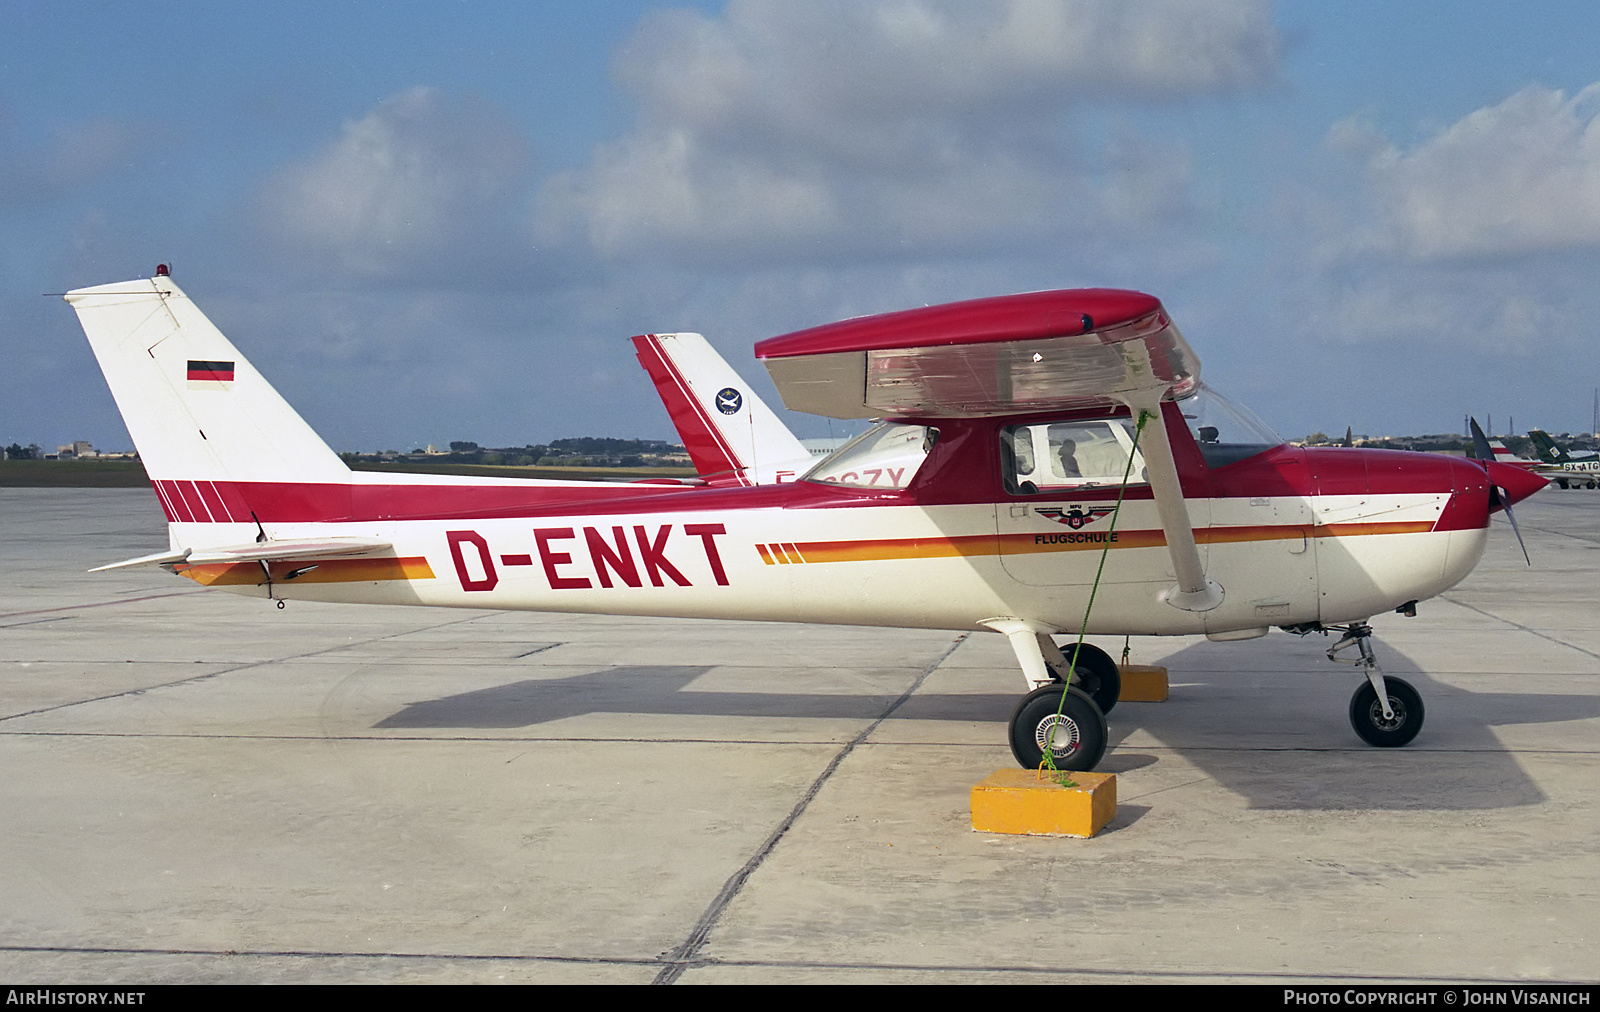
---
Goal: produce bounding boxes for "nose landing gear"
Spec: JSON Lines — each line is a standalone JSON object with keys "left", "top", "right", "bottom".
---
{"left": 1325, "top": 622, "right": 1425, "bottom": 747}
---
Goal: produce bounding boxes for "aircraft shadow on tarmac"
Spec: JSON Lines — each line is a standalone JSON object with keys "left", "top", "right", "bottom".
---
{"left": 373, "top": 635, "right": 1593, "bottom": 811}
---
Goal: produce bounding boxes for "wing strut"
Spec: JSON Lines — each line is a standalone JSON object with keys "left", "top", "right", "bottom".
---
{"left": 1119, "top": 395, "right": 1222, "bottom": 613}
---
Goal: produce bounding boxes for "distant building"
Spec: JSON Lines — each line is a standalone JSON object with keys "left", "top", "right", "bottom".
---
{"left": 43, "top": 441, "right": 137, "bottom": 460}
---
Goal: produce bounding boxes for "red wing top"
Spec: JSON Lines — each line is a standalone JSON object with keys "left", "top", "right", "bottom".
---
{"left": 754, "top": 289, "right": 1200, "bottom": 419}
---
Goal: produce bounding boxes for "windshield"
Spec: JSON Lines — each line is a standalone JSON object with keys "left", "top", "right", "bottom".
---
{"left": 805, "top": 422, "right": 937, "bottom": 490}
{"left": 1179, "top": 384, "right": 1283, "bottom": 468}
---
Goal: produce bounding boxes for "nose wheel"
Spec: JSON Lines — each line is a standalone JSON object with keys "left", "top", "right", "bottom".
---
{"left": 1349, "top": 676, "right": 1424, "bottom": 747}
{"left": 1324, "top": 622, "right": 1426, "bottom": 747}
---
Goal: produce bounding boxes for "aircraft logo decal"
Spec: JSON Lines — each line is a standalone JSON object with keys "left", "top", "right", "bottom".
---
{"left": 1035, "top": 505, "right": 1115, "bottom": 530}
{"left": 715, "top": 387, "right": 743, "bottom": 415}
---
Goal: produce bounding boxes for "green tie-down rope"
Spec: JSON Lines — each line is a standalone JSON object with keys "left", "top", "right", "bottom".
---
{"left": 1043, "top": 407, "right": 1155, "bottom": 782}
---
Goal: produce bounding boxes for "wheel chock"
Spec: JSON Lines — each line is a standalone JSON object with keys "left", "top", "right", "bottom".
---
{"left": 1117, "top": 663, "right": 1168, "bottom": 702}
{"left": 971, "top": 769, "right": 1116, "bottom": 838}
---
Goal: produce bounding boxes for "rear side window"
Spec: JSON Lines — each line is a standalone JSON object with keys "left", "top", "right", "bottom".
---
{"left": 1001, "top": 417, "right": 1147, "bottom": 494}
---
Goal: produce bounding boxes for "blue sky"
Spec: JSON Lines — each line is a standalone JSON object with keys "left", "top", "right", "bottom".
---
{"left": 7, "top": 1, "right": 1600, "bottom": 453}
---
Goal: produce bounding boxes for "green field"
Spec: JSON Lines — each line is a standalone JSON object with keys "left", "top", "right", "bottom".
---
{"left": 0, "top": 459, "right": 698, "bottom": 488}
{"left": 0, "top": 460, "right": 150, "bottom": 487}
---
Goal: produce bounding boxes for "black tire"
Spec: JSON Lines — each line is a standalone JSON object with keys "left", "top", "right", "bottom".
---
{"left": 1348, "top": 676, "right": 1425, "bottom": 747}
{"left": 1051, "top": 640, "right": 1121, "bottom": 715}
{"left": 1009, "top": 685, "right": 1108, "bottom": 771}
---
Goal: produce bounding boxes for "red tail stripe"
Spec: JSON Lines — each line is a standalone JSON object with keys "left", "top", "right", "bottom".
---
{"left": 631, "top": 336, "right": 751, "bottom": 486}
{"left": 167, "top": 481, "right": 199, "bottom": 522}
{"left": 146, "top": 478, "right": 696, "bottom": 524}
{"left": 187, "top": 481, "right": 219, "bottom": 522}
{"left": 150, "top": 481, "right": 180, "bottom": 522}
{"left": 195, "top": 481, "right": 232, "bottom": 523}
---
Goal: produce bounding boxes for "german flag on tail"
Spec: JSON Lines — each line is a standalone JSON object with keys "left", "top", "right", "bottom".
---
{"left": 186, "top": 359, "right": 234, "bottom": 389}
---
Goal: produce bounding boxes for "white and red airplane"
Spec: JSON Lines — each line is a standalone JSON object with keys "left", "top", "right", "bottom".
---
{"left": 66, "top": 270, "right": 1547, "bottom": 771}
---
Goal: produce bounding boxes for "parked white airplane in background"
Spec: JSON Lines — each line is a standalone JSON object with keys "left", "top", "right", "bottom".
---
{"left": 632, "top": 332, "right": 814, "bottom": 486}
{"left": 66, "top": 269, "right": 1547, "bottom": 771}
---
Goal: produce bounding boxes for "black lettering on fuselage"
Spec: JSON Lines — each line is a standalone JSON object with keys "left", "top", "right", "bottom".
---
{"left": 1033, "top": 532, "right": 1120, "bottom": 546}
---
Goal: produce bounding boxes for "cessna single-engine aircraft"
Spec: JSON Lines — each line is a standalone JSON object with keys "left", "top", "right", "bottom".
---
{"left": 67, "top": 270, "right": 1547, "bottom": 771}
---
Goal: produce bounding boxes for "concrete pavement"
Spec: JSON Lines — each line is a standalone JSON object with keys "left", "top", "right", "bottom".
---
{"left": 0, "top": 487, "right": 1594, "bottom": 983}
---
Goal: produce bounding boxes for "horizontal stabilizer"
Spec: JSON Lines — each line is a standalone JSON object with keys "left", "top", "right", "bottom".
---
{"left": 88, "top": 549, "right": 192, "bottom": 572}
{"left": 185, "top": 537, "right": 393, "bottom": 565}
{"left": 90, "top": 537, "right": 393, "bottom": 572}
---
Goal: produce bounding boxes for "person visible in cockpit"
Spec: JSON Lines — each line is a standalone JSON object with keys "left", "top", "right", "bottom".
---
{"left": 1058, "top": 438, "right": 1081, "bottom": 479}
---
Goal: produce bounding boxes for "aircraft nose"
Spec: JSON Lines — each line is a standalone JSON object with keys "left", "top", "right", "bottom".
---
{"left": 1486, "top": 460, "right": 1549, "bottom": 509}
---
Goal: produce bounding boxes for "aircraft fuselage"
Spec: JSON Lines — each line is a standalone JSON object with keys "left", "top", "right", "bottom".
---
{"left": 163, "top": 406, "right": 1524, "bottom": 639}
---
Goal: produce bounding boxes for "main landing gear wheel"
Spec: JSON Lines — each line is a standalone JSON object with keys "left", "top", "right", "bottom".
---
{"left": 1050, "top": 640, "right": 1121, "bottom": 715}
{"left": 1348, "top": 676, "right": 1425, "bottom": 747}
{"left": 1009, "top": 685, "right": 1108, "bottom": 772}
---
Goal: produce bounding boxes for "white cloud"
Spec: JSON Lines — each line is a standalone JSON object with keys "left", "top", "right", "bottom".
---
{"left": 256, "top": 87, "right": 533, "bottom": 277}
{"left": 1357, "top": 84, "right": 1600, "bottom": 260}
{"left": 538, "top": 0, "right": 1281, "bottom": 264}
{"left": 0, "top": 109, "right": 152, "bottom": 208}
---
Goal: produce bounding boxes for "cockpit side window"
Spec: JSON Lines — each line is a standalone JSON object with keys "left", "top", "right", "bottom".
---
{"left": 1000, "top": 417, "right": 1148, "bottom": 494}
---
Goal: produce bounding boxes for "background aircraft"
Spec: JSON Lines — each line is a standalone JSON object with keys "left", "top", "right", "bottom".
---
{"left": 1527, "top": 429, "right": 1600, "bottom": 488}
{"left": 631, "top": 332, "right": 814, "bottom": 486}
{"left": 66, "top": 271, "right": 1546, "bottom": 772}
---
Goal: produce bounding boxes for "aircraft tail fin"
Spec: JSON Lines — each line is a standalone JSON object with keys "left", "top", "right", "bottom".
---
{"left": 632, "top": 332, "right": 812, "bottom": 485}
{"left": 1488, "top": 439, "right": 1523, "bottom": 461}
{"left": 1470, "top": 437, "right": 1518, "bottom": 462}
{"left": 65, "top": 273, "right": 351, "bottom": 528}
{"left": 1526, "top": 430, "right": 1568, "bottom": 464}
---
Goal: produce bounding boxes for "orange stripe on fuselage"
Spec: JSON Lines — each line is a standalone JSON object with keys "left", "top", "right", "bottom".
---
{"left": 756, "top": 521, "right": 1438, "bottom": 565}
{"left": 175, "top": 556, "right": 435, "bottom": 587}
{"left": 1306, "top": 522, "right": 1434, "bottom": 539}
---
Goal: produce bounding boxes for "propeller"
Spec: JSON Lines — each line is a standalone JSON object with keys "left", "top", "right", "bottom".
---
{"left": 1469, "top": 417, "right": 1531, "bottom": 565}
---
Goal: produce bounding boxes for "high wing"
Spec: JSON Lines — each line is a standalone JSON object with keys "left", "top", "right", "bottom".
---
{"left": 756, "top": 288, "right": 1219, "bottom": 611}
{"left": 754, "top": 289, "right": 1198, "bottom": 419}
